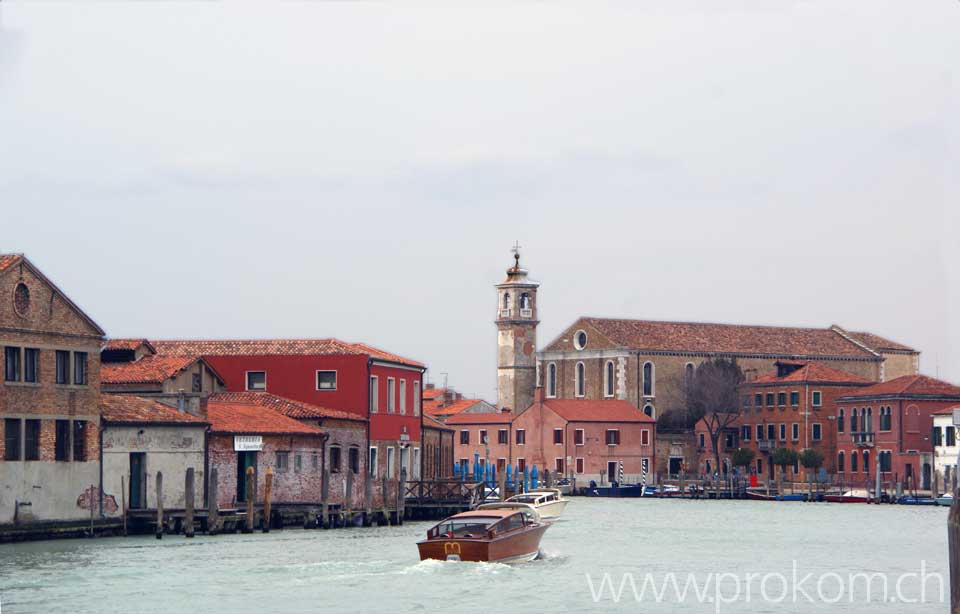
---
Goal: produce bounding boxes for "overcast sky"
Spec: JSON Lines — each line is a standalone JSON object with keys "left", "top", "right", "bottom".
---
{"left": 1, "top": 2, "right": 957, "bottom": 401}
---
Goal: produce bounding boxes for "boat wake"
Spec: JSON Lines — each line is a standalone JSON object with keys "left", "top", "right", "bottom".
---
{"left": 404, "top": 558, "right": 513, "bottom": 575}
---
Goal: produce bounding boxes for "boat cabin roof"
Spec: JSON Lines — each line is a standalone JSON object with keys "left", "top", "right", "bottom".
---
{"left": 448, "top": 509, "right": 516, "bottom": 520}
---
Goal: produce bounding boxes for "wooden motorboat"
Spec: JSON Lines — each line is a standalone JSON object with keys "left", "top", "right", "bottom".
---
{"left": 823, "top": 492, "right": 869, "bottom": 504}
{"left": 505, "top": 488, "right": 569, "bottom": 519}
{"left": 898, "top": 496, "right": 937, "bottom": 506}
{"left": 417, "top": 505, "right": 550, "bottom": 563}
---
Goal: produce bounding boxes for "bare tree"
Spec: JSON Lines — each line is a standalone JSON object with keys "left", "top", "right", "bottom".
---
{"left": 685, "top": 358, "right": 744, "bottom": 480}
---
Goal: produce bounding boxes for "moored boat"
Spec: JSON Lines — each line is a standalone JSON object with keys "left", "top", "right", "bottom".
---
{"left": 936, "top": 495, "right": 954, "bottom": 507}
{"left": 417, "top": 505, "right": 550, "bottom": 563}
{"left": 898, "top": 496, "right": 938, "bottom": 506}
{"left": 504, "top": 488, "right": 569, "bottom": 519}
{"left": 583, "top": 482, "right": 645, "bottom": 497}
{"left": 823, "top": 492, "right": 870, "bottom": 504}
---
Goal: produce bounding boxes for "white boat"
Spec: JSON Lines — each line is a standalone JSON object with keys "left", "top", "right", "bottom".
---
{"left": 504, "top": 488, "right": 569, "bottom": 519}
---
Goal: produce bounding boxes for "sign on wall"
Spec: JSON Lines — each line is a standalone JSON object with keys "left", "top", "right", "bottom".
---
{"left": 234, "top": 435, "right": 263, "bottom": 451}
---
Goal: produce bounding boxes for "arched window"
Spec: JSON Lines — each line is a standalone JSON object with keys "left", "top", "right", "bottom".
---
{"left": 851, "top": 451, "right": 858, "bottom": 472}
{"left": 575, "top": 362, "right": 585, "bottom": 397}
{"left": 547, "top": 363, "right": 557, "bottom": 398}
{"left": 502, "top": 293, "right": 511, "bottom": 310}
{"left": 866, "top": 408, "right": 873, "bottom": 433}
{"left": 604, "top": 361, "right": 615, "bottom": 397}
{"left": 862, "top": 450, "right": 870, "bottom": 474}
{"left": 519, "top": 292, "right": 530, "bottom": 310}
{"left": 643, "top": 404, "right": 654, "bottom": 418}
{"left": 838, "top": 451, "right": 845, "bottom": 472}
{"left": 642, "top": 362, "right": 655, "bottom": 397}
{"left": 851, "top": 409, "right": 858, "bottom": 433}
{"left": 838, "top": 409, "right": 845, "bottom": 433}
{"left": 705, "top": 460, "right": 712, "bottom": 475}
{"left": 683, "top": 362, "right": 695, "bottom": 390}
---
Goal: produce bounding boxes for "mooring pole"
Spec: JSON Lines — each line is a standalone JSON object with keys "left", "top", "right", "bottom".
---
{"left": 345, "top": 470, "right": 354, "bottom": 527}
{"left": 243, "top": 466, "right": 255, "bottom": 534}
{"left": 263, "top": 466, "right": 273, "bottom": 533}
{"left": 155, "top": 472, "right": 164, "bottom": 540}
{"left": 121, "top": 475, "right": 128, "bottom": 536}
{"left": 208, "top": 467, "right": 220, "bottom": 535}
{"left": 184, "top": 468, "right": 195, "bottom": 538}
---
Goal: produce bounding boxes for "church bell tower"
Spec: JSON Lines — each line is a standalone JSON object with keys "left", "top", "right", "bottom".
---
{"left": 496, "top": 244, "right": 539, "bottom": 413}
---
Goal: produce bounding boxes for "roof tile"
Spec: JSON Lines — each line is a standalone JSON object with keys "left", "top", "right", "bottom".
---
{"left": 749, "top": 363, "right": 873, "bottom": 385}
{"left": 100, "top": 394, "right": 207, "bottom": 425}
{"left": 207, "top": 400, "right": 326, "bottom": 436}
{"left": 209, "top": 392, "right": 365, "bottom": 422}
{"left": 101, "top": 356, "right": 198, "bottom": 385}
{"left": 840, "top": 375, "right": 960, "bottom": 399}
{"left": 543, "top": 399, "right": 656, "bottom": 423}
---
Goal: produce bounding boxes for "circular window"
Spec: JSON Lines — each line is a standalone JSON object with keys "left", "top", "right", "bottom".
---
{"left": 13, "top": 282, "right": 30, "bottom": 316}
{"left": 643, "top": 404, "right": 654, "bottom": 417}
{"left": 574, "top": 330, "right": 587, "bottom": 350}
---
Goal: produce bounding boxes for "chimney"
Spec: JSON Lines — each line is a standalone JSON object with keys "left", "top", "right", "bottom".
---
{"left": 177, "top": 389, "right": 186, "bottom": 412}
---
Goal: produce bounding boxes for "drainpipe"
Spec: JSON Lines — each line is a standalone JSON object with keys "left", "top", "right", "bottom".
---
{"left": 203, "top": 425, "right": 210, "bottom": 508}
{"left": 365, "top": 358, "right": 373, "bottom": 475}
{"left": 98, "top": 420, "right": 105, "bottom": 518}
{"left": 418, "top": 365, "right": 426, "bottom": 481}
{"left": 635, "top": 352, "right": 641, "bottom": 409}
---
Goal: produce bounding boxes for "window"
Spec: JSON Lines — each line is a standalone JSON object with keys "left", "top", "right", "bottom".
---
{"left": 862, "top": 450, "right": 869, "bottom": 474}
{"left": 575, "top": 362, "right": 585, "bottom": 397}
{"left": 387, "top": 378, "right": 395, "bottom": 413}
{"left": 553, "top": 428, "right": 563, "bottom": 445}
{"left": 191, "top": 372, "right": 202, "bottom": 393}
{"left": 55, "top": 420, "right": 70, "bottom": 461}
{"left": 369, "top": 447, "right": 378, "bottom": 477}
{"left": 641, "top": 429, "right": 650, "bottom": 446}
{"left": 547, "top": 363, "right": 557, "bottom": 397}
{"left": 767, "top": 424, "right": 775, "bottom": 441}
{"left": 294, "top": 454, "right": 302, "bottom": 473}
{"left": 865, "top": 408, "right": 873, "bottom": 432}
{"left": 479, "top": 429, "right": 488, "bottom": 444}
{"left": 605, "top": 429, "right": 620, "bottom": 445}
{"left": 370, "top": 376, "right": 379, "bottom": 412}
{"left": 574, "top": 429, "right": 585, "bottom": 446}
{"left": 73, "top": 352, "right": 87, "bottom": 385}
{"left": 934, "top": 426, "right": 944, "bottom": 446}
{"left": 72, "top": 420, "right": 87, "bottom": 461}
{"left": 725, "top": 432, "right": 734, "bottom": 448}
{"left": 24, "top": 419, "right": 40, "bottom": 461}
{"left": 313, "top": 454, "right": 319, "bottom": 470}
{"left": 837, "top": 451, "right": 845, "bottom": 472}
{"left": 756, "top": 458, "right": 763, "bottom": 475}
{"left": 604, "top": 361, "right": 615, "bottom": 397}
{"left": 756, "top": 425, "right": 763, "bottom": 440}
{"left": 399, "top": 379, "right": 407, "bottom": 414}
{"left": 246, "top": 371, "right": 266, "bottom": 391}
{"left": 574, "top": 330, "right": 587, "bottom": 350}
{"left": 779, "top": 424, "right": 786, "bottom": 441}
{"left": 330, "top": 446, "right": 342, "bottom": 473}
{"left": 879, "top": 450, "right": 892, "bottom": 472}
{"left": 24, "top": 348, "right": 38, "bottom": 383}
{"left": 517, "top": 458, "right": 526, "bottom": 473}
{"left": 642, "top": 362, "right": 654, "bottom": 396}
{"left": 741, "top": 425, "right": 751, "bottom": 441}
{"left": 497, "top": 457, "right": 506, "bottom": 472}
{"left": 789, "top": 391, "right": 800, "bottom": 407}
{"left": 754, "top": 393, "right": 763, "bottom": 408}
{"left": 742, "top": 395, "right": 751, "bottom": 409}
{"left": 459, "top": 430, "right": 470, "bottom": 445}
{"left": 880, "top": 407, "right": 892, "bottom": 431}
{"left": 348, "top": 447, "right": 360, "bottom": 474}
{"left": 812, "top": 391, "right": 822, "bottom": 407}
{"left": 838, "top": 409, "right": 845, "bottom": 433}
{"left": 575, "top": 458, "right": 584, "bottom": 474}
{"left": 699, "top": 433, "right": 705, "bottom": 448}
{"left": 554, "top": 457, "right": 564, "bottom": 473}
{"left": 413, "top": 381, "right": 421, "bottom": 416}
{"left": 812, "top": 423, "right": 822, "bottom": 441}
{"left": 777, "top": 392, "right": 786, "bottom": 407}
{"left": 316, "top": 370, "right": 337, "bottom": 390}
{"left": 387, "top": 447, "right": 396, "bottom": 477}
{"left": 683, "top": 363, "right": 695, "bottom": 390}
{"left": 276, "top": 451, "right": 289, "bottom": 472}
{"left": 515, "top": 429, "right": 525, "bottom": 445}
{"left": 792, "top": 423, "right": 799, "bottom": 441}
{"left": 765, "top": 393, "right": 775, "bottom": 407}
{"left": 4, "top": 419, "right": 21, "bottom": 460}
{"left": 851, "top": 409, "right": 858, "bottom": 431}
{"left": 4, "top": 347, "right": 20, "bottom": 381}
{"left": 949, "top": 426, "right": 957, "bottom": 447}
{"left": 851, "top": 450, "right": 858, "bottom": 472}
{"left": 55, "top": 350, "right": 70, "bottom": 384}
{"left": 519, "top": 292, "right": 531, "bottom": 310}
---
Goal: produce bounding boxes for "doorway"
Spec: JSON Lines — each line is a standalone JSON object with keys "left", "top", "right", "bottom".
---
{"left": 129, "top": 452, "right": 146, "bottom": 509}
{"left": 607, "top": 461, "right": 618, "bottom": 484}
{"left": 922, "top": 463, "right": 932, "bottom": 490}
{"left": 669, "top": 457, "right": 683, "bottom": 476}
{"left": 237, "top": 451, "right": 257, "bottom": 503}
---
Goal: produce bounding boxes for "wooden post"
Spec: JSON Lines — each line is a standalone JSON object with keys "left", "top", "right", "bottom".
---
{"left": 243, "top": 466, "right": 255, "bottom": 534}
{"left": 498, "top": 467, "right": 506, "bottom": 501}
{"left": 263, "top": 466, "right": 273, "bottom": 533}
{"left": 363, "top": 471, "right": 373, "bottom": 527}
{"left": 121, "top": 475, "right": 128, "bottom": 537}
{"left": 184, "top": 468, "right": 195, "bottom": 538}
{"left": 345, "top": 470, "right": 354, "bottom": 527}
{"left": 319, "top": 467, "right": 330, "bottom": 529}
{"left": 155, "top": 472, "right": 164, "bottom": 540}
{"left": 949, "top": 496, "right": 960, "bottom": 612}
{"left": 397, "top": 469, "right": 406, "bottom": 525}
{"left": 679, "top": 470, "right": 685, "bottom": 499}
{"left": 380, "top": 474, "right": 389, "bottom": 525}
{"left": 544, "top": 469, "right": 552, "bottom": 488}
{"left": 89, "top": 484, "right": 96, "bottom": 537}
{"left": 208, "top": 467, "right": 220, "bottom": 535}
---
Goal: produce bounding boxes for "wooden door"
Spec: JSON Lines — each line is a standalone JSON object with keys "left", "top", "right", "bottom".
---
{"left": 129, "top": 453, "right": 145, "bottom": 509}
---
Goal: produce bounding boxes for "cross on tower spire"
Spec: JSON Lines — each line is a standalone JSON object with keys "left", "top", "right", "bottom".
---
{"left": 511, "top": 241, "right": 521, "bottom": 266}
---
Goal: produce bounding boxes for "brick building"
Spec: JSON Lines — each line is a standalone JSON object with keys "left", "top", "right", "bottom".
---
{"left": 835, "top": 375, "right": 960, "bottom": 491}
{"left": 423, "top": 385, "right": 498, "bottom": 420}
{"left": 695, "top": 361, "right": 872, "bottom": 479}
{"left": 422, "top": 414, "right": 454, "bottom": 480}
{"left": 446, "top": 411, "right": 515, "bottom": 474}
{"left": 1, "top": 254, "right": 106, "bottom": 525}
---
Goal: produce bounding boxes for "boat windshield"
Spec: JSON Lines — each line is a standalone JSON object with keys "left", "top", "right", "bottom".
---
{"left": 432, "top": 517, "right": 497, "bottom": 539}
{"left": 510, "top": 495, "right": 541, "bottom": 504}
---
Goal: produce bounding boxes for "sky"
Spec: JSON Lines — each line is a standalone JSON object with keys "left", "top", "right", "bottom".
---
{"left": 1, "top": 2, "right": 957, "bottom": 401}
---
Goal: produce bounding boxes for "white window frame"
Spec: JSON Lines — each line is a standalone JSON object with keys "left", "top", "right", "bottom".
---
{"left": 575, "top": 361, "right": 585, "bottom": 398}
{"left": 603, "top": 360, "right": 615, "bottom": 398}
{"left": 779, "top": 423, "right": 786, "bottom": 441}
{"left": 574, "top": 330, "right": 587, "bottom": 350}
{"left": 642, "top": 361, "right": 655, "bottom": 397}
{"left": 606, "top": 429, "right": 620, "bottom": 446}
{"left": 515, "top": 428, "right": 525, "bottom": 445}
{"left": 554, "top": 457, "right": 564, "bottom": 474}
{"left": 387, "top": 446, "right": 396, "bottom": 478}
{"left": 574, "top": 428, "right": 585, "bottom": 446}
{"left": 517, "top": 457, "right": 526, "bottom": 473}
{"left": 370, "top": 376, "right": 379, "bottom": 413}
{"left": 315, "top": 370, "right": 337, "bottom": 391}
{"left": 413, "top": 380, "right": 420, "bottom": 416}
{"left": 412, "top": 447, "right": 421, "bottom": 480}
{"left": 553, "top": 428, "right": 563, "bottom": 445}
{"left": 547, "top": 362, "right": 557, "bottom": 398}
{"left": 459, "top": 430, "right": 470, "bottom": 445}
{"left": 811, "top": 390, "right": 822, "bottom": 407}
{"left": 387, "top": 377, "right": 396, "bottom": 413}
{"left": 245, "top": 370, "right": 266, "bottom": 391}
{"left": 497, "top": 428, "right": 508, "bottom": 445}
{"left": 399, "top": 379, "right": 407, "bottom": 415}
{"left": 792, "top": 423, "right": 799, "bottom": 441}
{"left": 641, "top": 429, "right": 650, "bottom": 447}
{"left": 369, "top": 446, "right": 379, "bottom": 477}
{"left": 479, "top": 429, "right": 488, "bottom": 444}
{"left": 812, "top": 423, "right": 823, "bottom": 441}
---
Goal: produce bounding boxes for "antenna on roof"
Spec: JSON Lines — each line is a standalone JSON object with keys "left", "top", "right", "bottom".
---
{"left": 441, "top": 372, "right": 448, "bottom": 390}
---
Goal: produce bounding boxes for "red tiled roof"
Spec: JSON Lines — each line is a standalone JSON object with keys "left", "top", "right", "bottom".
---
{"left": 543, "top": 399, "right": 656, "bottom": 423}
{"left": 104, "top": 338, "right": 156, "bottom": 353}
{"left": 839, "top": 375, "right": 960, "bottom": 400}
{"left": 846, "top": 331, "right": 916, "bottom": 353}
{"left": 934, "top": 406, "right": 960, "bottom": 416}
{"left": 152, "top": 338, "right": 363, "bottom": 357}
{"left": 350, "top": 342, "right": 424, "bottom": 368}
{"left": 423, "top": 387, "right": 445, "bottom": 400}
{"left": 444, "top": 412, "right": 514, "bottom": 425}
{"left": 207, "top": 400, "right": 325, "bottom": 436}
{"left": 209, "top": 392, "right": 365, "bottom": 422}
{"left": 749, "top": 363, "right": 873, "bottom": 385}
{"left": 422, "top": 414, "right": 454, "bottom": 431}
{"left": 0, "top": 254, "right": 23, "bottom": 272}
{"left": 546, "top": 317, "right": 895, "bottom": 358}
{"left": 425, "top": 398, "right": 487, "bottom": 418}
{"left": 100, "top": 394, "right": 207, "bottom": 425}
{"left": 101, "top": 356, "right": 198, "bottom": 385}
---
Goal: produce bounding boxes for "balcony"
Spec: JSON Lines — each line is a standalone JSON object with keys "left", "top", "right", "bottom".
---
{"left": 851, "top": 431, "right": 875, "bottom": 447}
{"left": 758, "top": 440, "right": 775, "bottom": 452}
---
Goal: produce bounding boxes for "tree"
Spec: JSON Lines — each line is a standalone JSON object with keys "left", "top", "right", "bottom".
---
{"left": 772, "top": 447, "right": 799, "bottom": 495}
{"left": 799, "top": 448, "right": 824, "bottom": 472}
{"left": 731, "top": 447, "right": 755, "bottom": 469}
{"left": 684, "top": 358, "right": 744, "bottom": 484}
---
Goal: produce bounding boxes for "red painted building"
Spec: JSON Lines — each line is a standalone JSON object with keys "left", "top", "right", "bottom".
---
{"left": 151, "top": 339, "right": 425, "bottom": 481}
{"left": 835, "top": 375, "right": 960, "bottom": 491}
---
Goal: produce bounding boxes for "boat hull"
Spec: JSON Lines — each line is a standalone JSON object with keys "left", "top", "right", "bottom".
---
{"left": 584, "top": 484, "right": 644, "bottom": 498}
{"left": 536, "top": 499, "right": 568, "bottom": 519}
{"left": 823, "top": 495, "right": 869, "bottom": 503}
{"left": 936, "top": 497, "right": 954, "bottom": 507}
{"left": 417, "top": 524, "right": 549, "bottom": 563}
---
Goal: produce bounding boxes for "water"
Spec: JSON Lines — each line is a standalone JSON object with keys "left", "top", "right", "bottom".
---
{"left": 0, "top": 499, "right": 948, "bottom": 613}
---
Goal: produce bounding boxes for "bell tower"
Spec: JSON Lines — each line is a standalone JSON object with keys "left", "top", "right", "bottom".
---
{"left": 496, "top": 243, "right": 539, "bottom": 413}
